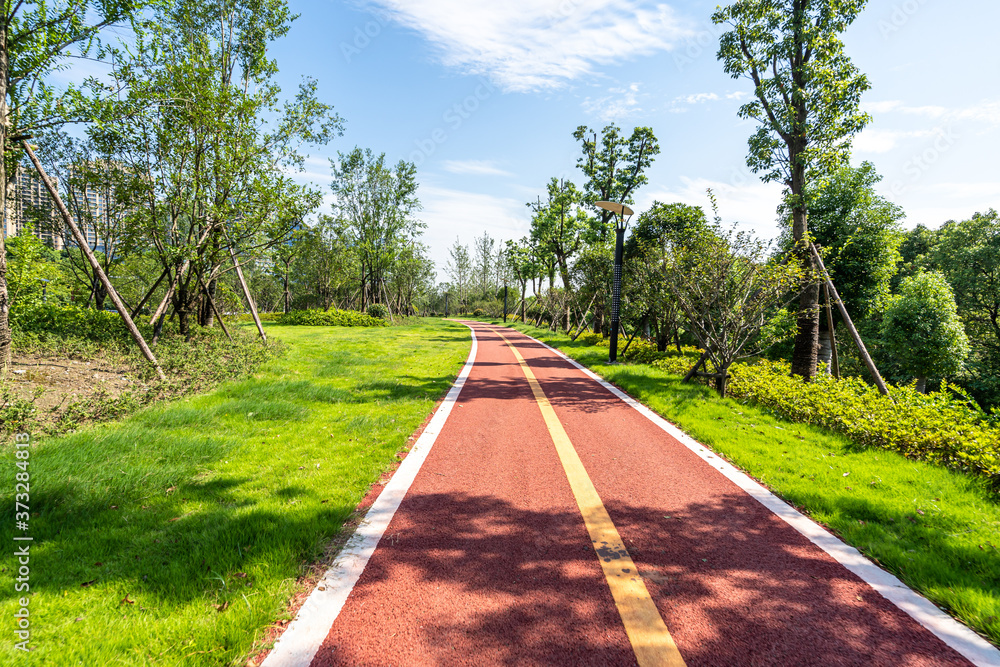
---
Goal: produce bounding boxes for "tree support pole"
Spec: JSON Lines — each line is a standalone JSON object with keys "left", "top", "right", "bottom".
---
{"left": 22, "top": 142, "right": 165, "bottom": 381}
{"left": 823, "top": 281, "right": 841, "bottom": 379}
{"left": 130, "top": 268, "right": 169, "bottom": 320}
{"left": 196, "top": 273, "right": 232, "bottom": 342}
{"left": 683, "top": 351, "right": 710, "bottom": 384}
{"left": 222, "top": 226, "right": 266, "bottom": 342}
{"left": 810, "top": 243, "right": 891, "bottom": 399}
{"left": 569, "top": 293, "right": 598, "bottom": 341}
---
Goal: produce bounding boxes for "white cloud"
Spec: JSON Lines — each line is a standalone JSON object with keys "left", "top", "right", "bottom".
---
{"left": 863, "top": 99, "right": 1000, "bottom": 125}
{"left": 681, "top": 92, "right": 719, "bottom": 104}
{"left": 582, "top": 82, "right": 643, "bottom": 121}
{"left": 853, "top": 128, "right": 938, "bottom": 154}
{"left": 441, "top": 160, "right": 515, "bottom": 177}
{"left": 861, "top": 100, "right": 903, "bottom": 114}
{"left": 366, "top": 0, "right": 693, "bottom": 92}
{"left": 418, "top": 186, "right": 531, "bottom": 280}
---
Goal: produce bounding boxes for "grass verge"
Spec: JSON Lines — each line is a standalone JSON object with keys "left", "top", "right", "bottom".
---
{"left": 485, "top": 318, "right": 1000, "bottom": 648}
{"left": 0, "top": 318, "right": 471, "bottom": 665}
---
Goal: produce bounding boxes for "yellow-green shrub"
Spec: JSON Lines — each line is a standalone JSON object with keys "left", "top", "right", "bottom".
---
{"left": 727, "top": 359, "right": 1000, "bottom": 485}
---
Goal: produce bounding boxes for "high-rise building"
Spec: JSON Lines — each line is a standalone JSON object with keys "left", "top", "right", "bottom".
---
{"left": 3, "top": 164, "right": 63, "bottom": 249}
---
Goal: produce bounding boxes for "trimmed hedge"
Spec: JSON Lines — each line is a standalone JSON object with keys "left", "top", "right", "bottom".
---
{"left": 649, "top": 353, "right": 1000, "bottom": 486}
{"left": 275, "top": 309, "right": 387, "bottom": 328}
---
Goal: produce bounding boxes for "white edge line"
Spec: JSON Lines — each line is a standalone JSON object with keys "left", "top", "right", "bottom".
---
{"left": 509, "top": 328, "right": 1000, "bottom": 667}
{"left": 261, "top": 325, "right": 478, "bottom": 667}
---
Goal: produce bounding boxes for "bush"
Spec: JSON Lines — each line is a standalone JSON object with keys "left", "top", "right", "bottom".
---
{"left": 276, "top": 309, "right": 387, "bottom": 327}
{"left": 367, "top": 303, "right": 389, "bottom": 320}
{"left": 472, "top": 308, "right": 486, "bottom": 317}
{"left": 12, "top": 303, "right": 134, "bottom": 342}
{"left": 575, "top": 332, "right": 604, "bottom": 346}
{"left": 726, "top": 359, "right": 1000, "bottom": 486}
{"left": 621, "top": 338, "right": 668, "bottom": 364}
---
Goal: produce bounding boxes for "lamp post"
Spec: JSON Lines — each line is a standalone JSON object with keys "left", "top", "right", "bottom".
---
{"left": 595, "top": 200, "right": 634, "bottom": 364}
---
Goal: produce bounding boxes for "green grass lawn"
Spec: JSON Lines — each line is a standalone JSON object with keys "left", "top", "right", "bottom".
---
{"left": 489, "top": 319, "right": 1000, "bottom": 648}
{"left": 0, "top": 319, "right": 471, "bottom": 666}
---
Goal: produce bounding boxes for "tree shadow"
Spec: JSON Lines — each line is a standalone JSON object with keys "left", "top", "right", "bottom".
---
{"left": 317, "top": 491, "right": 970, "bottom": 666}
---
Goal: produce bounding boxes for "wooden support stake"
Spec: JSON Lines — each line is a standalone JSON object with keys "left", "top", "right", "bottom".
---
{"left": 222, "top": 226, "right": 266, "bottom": 342}
{"left": 683, "top": 351, "right": 710, "bottom": 384}
{"left": 810, "top": 243, "right": 891, "bottom": 400}
{"left": 570, "top": 294, "right": 598, "bottom": 341}
{"left": 195, "top": 270, "right": 232, "bottom": 342}
{"left": 130, "top": 268, "right": 169, "bottom": 320}
{"left": 149, "top": 224, "right": 214, "bottom": 326}
{"left": 620, "top": 310, "right": 651, "bottom": 356}
{"left": 823, "top": 281, "right": 841, "bottom": 379}
{"left": 22, "top": 142, "right": 165, "bottom": 381}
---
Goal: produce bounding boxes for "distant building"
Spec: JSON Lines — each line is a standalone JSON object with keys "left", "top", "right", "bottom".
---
{"left": 3, "top": 164, "right": 63, "bottom": 249}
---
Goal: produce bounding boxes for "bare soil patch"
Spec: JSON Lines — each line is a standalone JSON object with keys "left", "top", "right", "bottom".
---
{"left": 3, "top": 354, "right": 146, "bottom": 428}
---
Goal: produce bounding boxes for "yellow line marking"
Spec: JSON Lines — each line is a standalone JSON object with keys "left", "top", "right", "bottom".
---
{"left": 493, "top": 328, "right": 685, "bottom": 667}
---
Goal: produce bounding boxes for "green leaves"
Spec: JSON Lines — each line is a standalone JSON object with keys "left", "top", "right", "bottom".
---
{"left": 723, "top": 359, "right": 1000, "bottom": 486}
{"left": 882, "top": 271, "right": 970, "bottom": 382}
{"left": 573, "top": 124, "right": 660, "bottom": 226}
{"left": 713, "top": 0, "right": 871, "bottom": 186}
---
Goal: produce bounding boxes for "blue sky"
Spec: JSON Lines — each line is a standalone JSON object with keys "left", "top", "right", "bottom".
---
{"left": 270, "top": 1, "right": 997, "bottom": 275}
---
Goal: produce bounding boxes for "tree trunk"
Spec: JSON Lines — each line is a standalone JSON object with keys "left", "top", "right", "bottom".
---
{"left": 520, "top": 282, "right": 526, "bottom": 322}
{"left": 94, "top": 283, "right": 107, "bottom": 311}
{"left": 716, "top": 367, "right": 729, "bottom": 398}
{"left": 204, "top": 273, "right": 217, "bottom": 328}
{"left": 817, "top": 327, "right": 833, "bottom": 374}
{"left": 916, "top": 377, "right": 927, "bottom": 393}
{"left": 655, "top": 317, "right": 669, "bottom": 353}
{"left": 283, "top": 268, "right": 290, "bottom": 314}
{"left": 789, "top": 195, "right": 818, "bottom": 379}
{"left": 0, "top": 24, "right": 11, "bottom": 371}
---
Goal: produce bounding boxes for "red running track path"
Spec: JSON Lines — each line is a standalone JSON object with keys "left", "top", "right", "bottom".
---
{"left": 304, "top": 322, "right": 974, "bottom": 666}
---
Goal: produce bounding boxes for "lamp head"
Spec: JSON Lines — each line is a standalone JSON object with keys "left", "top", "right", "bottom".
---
{"left": 595, "top": 200, "right": 634, "bottom": 231}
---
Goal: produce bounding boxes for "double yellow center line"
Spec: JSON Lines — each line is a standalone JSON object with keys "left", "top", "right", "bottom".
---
{"left": 493, "top": 329, "right": 685, "bottom": 667}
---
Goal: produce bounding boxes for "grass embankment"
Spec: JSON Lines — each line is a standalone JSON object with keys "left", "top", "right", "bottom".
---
{"left": 486, "top": 319, "right": 1000, "bottom": 648}
{"left": 0, "top": 319, "right": 471, "bottom": 665}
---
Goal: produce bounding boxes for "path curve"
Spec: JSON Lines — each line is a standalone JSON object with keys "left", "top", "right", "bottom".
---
{"left": 265, "top": 322, "right": 999, "bottom": 667}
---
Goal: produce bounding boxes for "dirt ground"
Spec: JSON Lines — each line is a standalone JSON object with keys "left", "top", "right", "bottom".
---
{"left": 5, "top": 354, "right": 141, "bottom": 414}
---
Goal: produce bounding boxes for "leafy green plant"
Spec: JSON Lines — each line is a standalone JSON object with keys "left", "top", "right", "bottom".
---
{"left": 882, "top": 271, "right": 970, "bottom": 392}
{"left": 575, "top": 332, "right": 604, "bottom": 346}
{"left": 724, "top": 359, "right": 999, "bottom": 486}
{"left": 367, "top": 303, "right": 389, "bottom": 320}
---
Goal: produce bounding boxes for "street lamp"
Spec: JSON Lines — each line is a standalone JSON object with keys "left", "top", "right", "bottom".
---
{"left": 595, "top": 200, "right": 634, "bottom": 363}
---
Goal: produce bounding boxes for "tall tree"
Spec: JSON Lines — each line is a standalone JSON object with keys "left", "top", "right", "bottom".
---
{"left": 529, "top": 178, "right": 589, "bottom": 291}
{"left": 714, "top": 0, "right": 871, "bottom": 380}
{"left": 472, "top": 231, "right": 495, "bottom": 300}
{"left": 573, "top": 124, "right": 659, "bottom": 231}
{"left": 331, "top": 147, "right": 421, "bottom": 312}
{"left": 778, "top": 162, "right": 904, "bottom": 369}
{"left": 504, "top": 237, "right": 537, "bottom": 322}
{"left": 573, "top": 123, "right": 659, "bottom": 334}
{"left": 444, "top": 238, "right": 471, "bottom": 311}
{"left": 95, "top": 0, "right": 339, "bottom": 335}
{"left": 0, "top": 0, "right": 146, "bottom": 365}
{"left": 928, "top": 211, "right": 1000, "bottom": 405}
